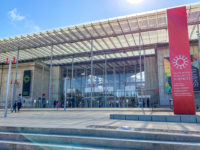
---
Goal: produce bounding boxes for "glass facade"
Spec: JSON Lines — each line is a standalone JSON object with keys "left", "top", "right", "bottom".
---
{"left": 64, "top": 64, "right": 145, "bottom": 108}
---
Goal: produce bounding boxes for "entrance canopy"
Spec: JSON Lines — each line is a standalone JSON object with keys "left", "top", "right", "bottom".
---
{"left": 0, "top": 3, "right": 200, "bottom": 67}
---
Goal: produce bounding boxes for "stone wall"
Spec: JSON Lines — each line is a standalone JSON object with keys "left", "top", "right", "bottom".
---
{"left": 0, "top": 63, "right": 49, "bottom": 108}
{"left": 144, "top": 56, "right": 159, "bottom": 105}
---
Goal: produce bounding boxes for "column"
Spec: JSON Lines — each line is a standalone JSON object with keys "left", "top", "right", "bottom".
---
{"left": 48, "top": 45, "right": 53, "bottom": 107}
{"left": 90, "top": 40, "right": 93, "bottom": 108}
{"left": 52, "top": 66, "right": 62, "bottom": 104}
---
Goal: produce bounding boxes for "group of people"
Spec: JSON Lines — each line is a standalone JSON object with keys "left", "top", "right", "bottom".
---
{"left": 54, "top": 100, "right": 61, "bottom": 110}
{"left": 12, "top": 94, "right": 22, "bottom": 113}
{"left": 138, "top": 98, "right": 150, "bottom": 108}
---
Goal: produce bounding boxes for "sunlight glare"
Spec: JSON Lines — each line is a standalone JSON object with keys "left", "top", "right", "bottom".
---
{"left": 127, "top": 0, "right": 143, "bottom": 4}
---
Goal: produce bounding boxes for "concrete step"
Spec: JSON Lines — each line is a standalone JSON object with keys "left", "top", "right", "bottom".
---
{"left": 0, "top": 126, "right": 200, "bottom": 143}
{"left": 0, "top": 133, "right": 200, "bottom": 150}
{"left": 0, "top": 140, "right": 106, "bottom": 150}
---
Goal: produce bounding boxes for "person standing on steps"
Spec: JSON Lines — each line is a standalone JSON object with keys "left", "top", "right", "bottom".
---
{"left": 17, "top": 94, "right": 22, "bottom": 112}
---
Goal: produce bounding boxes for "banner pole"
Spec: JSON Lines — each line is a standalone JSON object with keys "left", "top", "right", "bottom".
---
{"left": 4, "top": 58, "right": 12, "bottom": 117}
{"left": 11, "top": 49, "right": 19, "bottom": 112}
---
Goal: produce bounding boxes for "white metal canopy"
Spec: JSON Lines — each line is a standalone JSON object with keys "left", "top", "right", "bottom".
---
{"left": 0, "top": 3, "right": 200, "bottom": 65}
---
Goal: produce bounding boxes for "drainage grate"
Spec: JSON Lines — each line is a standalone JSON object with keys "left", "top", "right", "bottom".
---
{"left": 87, "top": 125, "right": 119, "bottom": 129}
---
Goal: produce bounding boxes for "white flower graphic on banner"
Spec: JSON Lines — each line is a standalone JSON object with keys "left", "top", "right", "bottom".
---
{"left": 172, "top": 55, "right": 189, "bottom": 69}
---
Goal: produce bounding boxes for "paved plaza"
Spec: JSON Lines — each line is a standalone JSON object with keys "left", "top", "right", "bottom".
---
{"left": 0, "top": 108, "right": 200, "bottom": 149}
{"left": 0, "top": 108, "right": 200, "bottom": 133}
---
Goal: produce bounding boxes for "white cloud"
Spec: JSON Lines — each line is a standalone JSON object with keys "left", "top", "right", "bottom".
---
{"left": 8, "top": 8, "right": 25, "bottom": 21}
{"left": 33, "top": 25, "right": 40, "bottom": 32}
{"left": 8, "top": 8, "right": 41, "bottom": 33}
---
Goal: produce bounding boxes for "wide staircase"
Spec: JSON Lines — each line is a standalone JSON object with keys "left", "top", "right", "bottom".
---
{"left": 0, "top": 126, "right": 200, "bottom": 150}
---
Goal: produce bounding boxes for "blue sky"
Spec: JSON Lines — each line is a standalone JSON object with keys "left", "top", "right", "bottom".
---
{"left": 0, "top": 0, "right": 199, "bottom": 38}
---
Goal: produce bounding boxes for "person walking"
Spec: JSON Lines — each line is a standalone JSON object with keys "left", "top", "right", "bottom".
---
{"left": 13, "top": 101, "right": 17, "bottom": 113}
{"left": 17, "top": 94, "right": 22, "bottom": 112}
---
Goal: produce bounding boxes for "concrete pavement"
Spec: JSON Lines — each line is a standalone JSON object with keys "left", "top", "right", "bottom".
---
{"left": 0, "top": 108, "right": 200, "bottom": 134}
{"left": 0, "top": 108, "right": 200, "bottom": 149}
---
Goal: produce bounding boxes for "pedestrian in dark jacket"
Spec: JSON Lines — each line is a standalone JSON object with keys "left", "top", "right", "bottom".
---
{"left": 13, "top": 101, "right": 17, "bottom": 113}
{"left": 17, "top": 94, "right": 22, "bottom": 112}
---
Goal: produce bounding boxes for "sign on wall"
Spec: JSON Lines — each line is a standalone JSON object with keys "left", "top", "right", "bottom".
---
{"left": 22, "top": 70, "right": 32, "bottom": 96}
{"left": 167, "top": 6, "right": 196, "bottom": 114}
{"left": 191, "top": 55, "right": 200, "bottom": 91}
{"left": 164, "top": 57, "right": 172, "bottom": 93}
{"left": 164, "top": 55, "right": 200, "bottom": 93}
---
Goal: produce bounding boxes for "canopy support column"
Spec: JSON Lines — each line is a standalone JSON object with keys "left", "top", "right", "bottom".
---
{"left": 81, "top": 69, "right": 83, "bottom": 107}
{"left": 144, "top": 49, "right": 146, "bottom": 96}
{"left": 41, "top": 64, "right": 44, "bottom": 108}
{"left": 135, "top": 64, "right": 137, "bottom": 96}
{"left": 90, "top": 40, "right": 93, "bottom": 108}
{"left": 64, "top": 77, "right": 67, "bottom": 111}
{"left": 11, "top": 49, "right": 19, "bottom": 111}
{"left": 64, "top": 68, "right": 68, "bottom": 111}
{"left": 48, "top": 45, "right": 53, "bottom": 108}
{"left": 74, "top": 69, "right": 76, "bottom": 108}
{"left": 113, "top": 66, "right": 116, "bottom": 108}
{"left": 139, "top": 33, "right": 143, "bottom": 98}
{"left": 85, "top": 68, "right": 88, "bottom": 108}
{"left": 123, "top": 64, "right": 126, "bottom": 108}
{"left": 104, "top": 54, "right": 107, "bottom": 108}
{"left": 65, "top": 68, "right": 69, "bottom": 110}
{"left": 71, "top": 57, "right": 74, "bottom": 108}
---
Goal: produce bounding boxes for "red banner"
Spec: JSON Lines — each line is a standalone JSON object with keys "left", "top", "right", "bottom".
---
{"left": 167, "top": 6, "right": 196, "bottom": 114}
